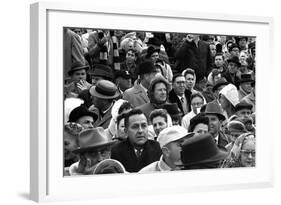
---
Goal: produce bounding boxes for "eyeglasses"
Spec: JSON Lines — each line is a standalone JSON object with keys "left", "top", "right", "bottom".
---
{"left": 240, "top": 150, "right": 255, "bottom": 157}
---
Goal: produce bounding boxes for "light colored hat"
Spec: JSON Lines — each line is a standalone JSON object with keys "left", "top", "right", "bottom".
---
{"left": 219, "top": 83, "right": 239, "bottom": 106}
{"left": 157, "top": 126, "right": 194, "bottom": 148}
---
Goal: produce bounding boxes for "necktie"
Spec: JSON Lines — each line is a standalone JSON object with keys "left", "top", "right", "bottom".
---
{"left": 181, "top": 97, "right": 188, "bottom": 114}
{"left": 136, "top": 149, "right": 142, "bottom": 159}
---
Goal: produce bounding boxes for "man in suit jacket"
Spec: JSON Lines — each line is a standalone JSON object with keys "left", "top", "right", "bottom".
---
{"left": 175, "top": 34, "right": 212, "bottom": 83}
{"left": 123, "top": 60, "right": 158, "bottom": 108}
{"left": 111, "top": 109, "right": 162, "bottom": 172}
{"left": 168, "top": 74, "right": 192, "bottom": 115}
{"left": 89, "top": 80, "right": 120, "bottom": 129}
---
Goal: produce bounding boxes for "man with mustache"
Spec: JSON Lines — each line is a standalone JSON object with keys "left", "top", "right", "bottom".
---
{"left": 111, "top": 109, "right": 162, "bottom": 172}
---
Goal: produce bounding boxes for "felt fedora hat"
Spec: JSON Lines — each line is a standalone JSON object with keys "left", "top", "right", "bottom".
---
{"left": 163, "top": 103, "right": 183, "bottom": 118}
{"left": 89, "top": 80, "right": 119, "bottom": 100}
{"left": 68, "top": 105, "right": 98, "bottom": 123}
{"left": 239, "top": 73, "right": 255, "bottom": 84}
{"left": 204, "top": 102, "right": 226, "bottom": 121}
{"left": 175, "top": 133, "right": 228, "bottom": 167}
{"left": 137, "top": 60, "right": 157, "bottom": 75}
{"left": 227, "top": 56, "right": 241, "bottom": 67}
{"left": 89, "top": 64, "right": 114, "bottom": 81}
{"left": 212, "top": 77, "right": 229, "bottom": 92}
{"left": 68, "top": 61, "right": 89, "bottom": 76}
{"left": 73, "top": 127, "right": 115, "bottom": 154}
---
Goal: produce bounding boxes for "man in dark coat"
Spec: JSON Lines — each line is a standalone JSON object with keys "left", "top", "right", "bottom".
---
{"left": 175, "top": 34, "right": 212, "bottom": 83}
{"left": 168, "top": 73, "right": 192, "bottom": 115}
{"left": 111, "top": 109, "right": 162, "bottom": 172}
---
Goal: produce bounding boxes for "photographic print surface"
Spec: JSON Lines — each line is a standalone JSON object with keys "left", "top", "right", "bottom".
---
{"left": 63, "top": 27, "right": 256, "bottom": 176}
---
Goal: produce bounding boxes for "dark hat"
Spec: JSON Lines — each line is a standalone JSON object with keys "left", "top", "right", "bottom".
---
{"left": 115, "top": 70, "right": 132, "bottom": 79}
{"left": 212, "top": 77, "right": 229, "bottom": 92}
{"left": 227, "top": 56, "right": 241, "bottom": 67}
{"left": 235, "top": 101, "right": 253, "bottom": 112}
{"left": 188, "top": 113, "right": 209, "bottom": 132}
{"left": 176, "top": 134, "right": 228, "bottom": 166}
{"left": 204, "top": 102, "right": 226, "bottom": 121}
{"left": 68, "top": 61, "right": 89, "bottom": 76}
{"left": 73, "top": 127, "right": 115, "bottom": 154}
{"left": 93, "top": 159, "right": 126, "bottom": 174}
{"left": 235, "top": 36, "right": 248, "bottom": 43}
{"left": 146, "top": 46, "right": 160, "bottom": 58}
{"left": 163, "top": 103, "right": 182, "bottom": 118}
{"left": 137, "top": 60, "right": 157, "bottom": 75}
{"left": 146, "top": 37, "right": 162, "bottom": 47}
{"left": 68, "top": 105, "right": 98, "bottom": 123}
{"left": 227, "top": 120, "right": 247, "bottom": 133}
{"left": 89, "top": 64, "right": 114, "bottom": 81}
{"left": 228, "top": 43, "right": 239, "bottom": 52}
{"left": 89, "top": 80, "right": 119, "bottom": 99}
{"left": 239, "top": 73, "right": 255, "bottom": 84}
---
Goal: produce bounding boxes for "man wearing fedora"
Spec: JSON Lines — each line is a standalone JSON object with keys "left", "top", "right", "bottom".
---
{"left": 111, "top": 109, "right": 162, "bottom": 172}
{"left": 137, "top": 75, "right": 170, "bottom": 121}
{"left": 204, "top": 102, "right": 229, "bottom": 148}
{"left": 176, "top": 133, "right": 228, "bottom": 170}
{"left": 139, "top": 126, "right": 194, "bottom": 172}
{"left": 222, "top": 56, "right": 241, "bottom": 89}
{"left": 238, "top": 73, "right": 254, "bottom": 101}
{"left": 69, "top": 127, "right": 116, "bottom": 175}
{"left": 123, "top": 60, "right": 158, "bottom": 108}
{"left": 64, "top": 62, "right": 92, "bottom": 98}
{"left": 68, "top": 105, "right": 98, "bottom": 130}
{"left": 114, "top": 70, "right": 132, "bottom": 93}
{"left": 168, "top": 73, "right": 192, "bottom": 116}
{"left": 89, "top": 80, "right": 120, "bottom": 129}
{"left": 89, "top": 64, "right": 115, "bottom": 85}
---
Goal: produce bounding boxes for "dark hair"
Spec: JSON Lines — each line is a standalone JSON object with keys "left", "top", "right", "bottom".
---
{"left": 149, "top": 109, "right": 168, "bottom": 124}
{"left": 215, "top": 52, "right": 224, "bottom": 59}
{"left": 183, "top": 68, "right": 195, "bottom": 78}
{"left": 172, "top": 73, "right": 185, "bottom": 83}
{"left": 116, "top": 113, "right": 126, "bottom": 127}
{"left": 190, "top": 93, "right": 205, "bottom": 103}
{"left": 118, "top": 101, "right": 133, "bottom": 114}
{"left": 188, "top": 113, "right": 209, "bottom": 132}
{"left": 124, "top": 109, "right": 146, "bottom": 128}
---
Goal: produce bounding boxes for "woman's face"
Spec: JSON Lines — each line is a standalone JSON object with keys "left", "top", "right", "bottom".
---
{"left": 240, "top": 139, "right": 255, "bottom": 167}
{"left": 193, "top": 123, "right": 208, "bottom": 136}
{"left": 117, "top": 118, "right": 127, "bottom": 140}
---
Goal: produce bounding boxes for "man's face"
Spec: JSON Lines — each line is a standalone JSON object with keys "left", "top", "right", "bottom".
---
{"left": 238, "top": 38, "right": 247, "bottom": 48}
{"left": 228, "top": 62, "right": 238, "bottom": 74}
{"left": 126, "top": 50, "right": 136, "bottom": 63}
{"left": 152, "top": 116, "right": 168, "bottom": 136}
{"left": 240, "top": 82, "right": 253, "bottom": 94}
{"left": 236, "top": 108, "right": 252, "bottom": 119}
{"left": 150, "top": 52, "right": 159, "bottom": 63}
{"left": 215, "top": 55, "right": 224, "bottom": 67}
{"left": 92, "top": 96, "right": 109, "bottom": 110}
{"left": 185, "top": 74, "right": 195, "bottom": 90}
{"left": 117, "top": 77, "right": 132, "bottom": 92}
{"left": 117, "top": 118, "right": 127, "bottom": 140}
{"left": 76, "top": 116, "right": 94, "bottom": 129}
{"left": 72, "top": 69, "right": 87, "bottom": 82}
{"left": 209, "top": 44, "right": 216, "bottom": 57}
{"left": 153, "top": 82, "right": 167, "bottom": 103}
{"left": 193, "top": 123, "right": 209, "bottom": 136}
{"left": 164, "top": 137, "right": 186, "bottom": 165}
{"left": 173, "top": 76, "right": 186, "bottom": 96}
{"left": 191, "top": 96, "right": 204, "bottom": 114}
{"left": 206, "top": 114, "right": 221, "bottom": 136}
{"left": 91, "top": 76, "right": 104, "bottom": 85}
{"left": 230, "top": 48, "right": 240, "bottom": 57}
{"left": 83, "top": 146, "right": 111, "bottom": 172}
{"left": 126, "top": 114, "right": 148, "bottom": 146}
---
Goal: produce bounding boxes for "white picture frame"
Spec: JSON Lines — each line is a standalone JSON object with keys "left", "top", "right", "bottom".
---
{"left": 30, "top": 2, "right": 274, "bottom": 202}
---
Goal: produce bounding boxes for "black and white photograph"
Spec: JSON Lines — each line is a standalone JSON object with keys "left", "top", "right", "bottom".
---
{"left": 63, "top": 28, "right": 256, "bottom": 176}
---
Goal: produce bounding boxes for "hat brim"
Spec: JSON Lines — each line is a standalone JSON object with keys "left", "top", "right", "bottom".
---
{"left": 68, "top": 65, "right": 89, "bottom": 76}
{"left": 68, "top": 110, "right": 98, "bottom": 123}
{"left": 175, "top": 148, "right": 228, "bottom": 167}
{"left": 91, "top": 86, "right": 120, "bottom": 100}
{"left": 239, "top": 80, "right": 255, "bottom": 84}
{"left": 212, "top": 82, "right": 229, "bottom": 92}
{"left": 73, "top": 141, "right": 116, "bottom": 154}
{"left": 205, "top": 112, "right": 226, "bottom": 121}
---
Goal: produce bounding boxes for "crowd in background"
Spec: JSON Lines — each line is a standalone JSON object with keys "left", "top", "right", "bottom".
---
{"left": 63, "top": 27, "right": 256, "bottom": 175}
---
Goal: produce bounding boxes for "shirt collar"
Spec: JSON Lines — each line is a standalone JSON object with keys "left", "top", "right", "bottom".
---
{"left": 158, "top": 155, "right": 172, "bottom": 171}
